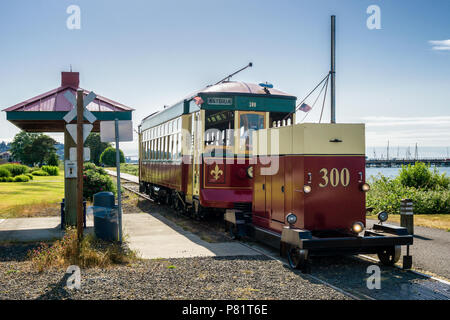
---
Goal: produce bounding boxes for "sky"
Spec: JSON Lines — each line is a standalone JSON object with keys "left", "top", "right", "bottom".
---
{"left": 0, "top": 0, "right": 449, "bottom": 158}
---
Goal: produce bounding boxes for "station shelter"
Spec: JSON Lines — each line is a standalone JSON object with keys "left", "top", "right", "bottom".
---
{"left": 3, "top": 71, "right": 134, "bottom": 226}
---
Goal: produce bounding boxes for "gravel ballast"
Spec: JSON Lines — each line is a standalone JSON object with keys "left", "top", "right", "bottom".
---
{"left": 0, "top": 244, "right": 349, "bottom": 300}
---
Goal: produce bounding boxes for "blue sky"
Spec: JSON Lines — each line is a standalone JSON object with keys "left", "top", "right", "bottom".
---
{"left": 1, "top": 0, "right": 449, "bottom": 157}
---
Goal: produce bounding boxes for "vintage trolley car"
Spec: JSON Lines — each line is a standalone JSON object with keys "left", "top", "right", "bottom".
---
{"left": 224, "top": 121, "right": 413, "bottom": 271}
{"left": 139, "top": 81, "right": 296, "bottom": 218}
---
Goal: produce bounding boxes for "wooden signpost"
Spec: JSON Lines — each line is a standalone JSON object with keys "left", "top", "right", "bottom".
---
{"left": 76, "top": 90, "right": 84, "bottom": 239}
{"left": 63, "top": 89, "right": 97, "bottom": 239}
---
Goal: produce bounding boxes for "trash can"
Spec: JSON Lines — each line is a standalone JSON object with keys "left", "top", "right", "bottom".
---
{"left": 89, "top": 192, "right": 118, "bottom": 241}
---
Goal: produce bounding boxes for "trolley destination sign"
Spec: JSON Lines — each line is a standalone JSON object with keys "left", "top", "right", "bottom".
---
{"left": 207, "top": 97, "right": 233, "bottom": 105}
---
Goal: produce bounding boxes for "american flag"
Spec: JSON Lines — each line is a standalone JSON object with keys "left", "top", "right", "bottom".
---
{"left": 193, "top": 96, "right": 204, "bottom": 106}
{"left": 298, "top": 103, "right": 312, "bottom": 112}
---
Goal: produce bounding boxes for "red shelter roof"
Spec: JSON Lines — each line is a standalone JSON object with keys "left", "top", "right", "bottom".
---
{"left": 3, "top": 72, "right": 133, "bottom": 132}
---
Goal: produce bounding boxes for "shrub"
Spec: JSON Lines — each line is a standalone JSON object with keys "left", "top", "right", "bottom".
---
{"left": 99, "top": 147, "right": 125, "bottom": 167}
{"left": 4, "top": 177, "right": 14, "bottom": 182}
{"left": 32, "top": 170, "right": 49, "bottom": 176}
{"left": 28, "top": 228, "right": 137, "bottom": 272}
{"left": 83, "top": 165, "right": 116, "bottom": 201}
{"left": 46, "top": 152, "right": 60, "bottom": 166}
{"left": 0, "top": 167, "right": 11, "bottom": 178}
{"left": 0, "top": 163, "right": 29, "bottom": 176}
{"left": 367, "top": 174, "right": 450, "bottom": 215}
{"left": 42, "top": 165, "right": 59, "bottom": 176}
{"left": 26, "top": 173, "right": 34, "bottom": 180}
{"left": 13, "top": 174, "right": 30, "bottom": 182}
{"left": 83, "top": 162, "right": 107, "bottom": 175}
{"left": 398, "top": 162, "right": 450, "bottom": 190}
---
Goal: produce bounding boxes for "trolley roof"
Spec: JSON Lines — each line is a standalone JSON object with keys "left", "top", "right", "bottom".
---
{"left": 140, "top": 81, "right": 296, "bottom": 131}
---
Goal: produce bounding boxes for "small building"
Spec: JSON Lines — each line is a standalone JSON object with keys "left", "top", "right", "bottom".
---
{"left": 0, "top": 151, "right": 11, "bottom": 164}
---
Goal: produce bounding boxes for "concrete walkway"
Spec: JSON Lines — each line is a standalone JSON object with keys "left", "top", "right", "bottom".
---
{"left": 0, "top": 213, "right": 258, "bottom": 259}
{"left": 105, "top": 169, "right": 138, "bottom": 184}
{"left": 367, "top": 219, "right": 450, "bottom": 280}
{"left": 123, "top": 213, "right": 257, "bottom": 259}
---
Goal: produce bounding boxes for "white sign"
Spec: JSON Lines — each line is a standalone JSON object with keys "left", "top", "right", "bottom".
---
{"left": 66, "top": 124, "right": 93, "bottom": 144}
{"left": 65, "top": 160, "right": 77, "bottom": 178}
{"left": 63, "top": 91, "right": 97, "bottom": 124}
{"left": 207, "top": 97, "right": 232, "bottom": 105}
{"left": 100, "top": 120, "right": 133, "bottom": 142}
{"left": 70, "top": 147, "right": 90, "bottom": 161}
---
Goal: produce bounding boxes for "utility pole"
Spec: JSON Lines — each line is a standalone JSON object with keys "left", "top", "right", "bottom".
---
{"left": 76, "top": 89, "right": 84, "bottom": 240}
{"left": 115, "top": 119, "right": 123, "bottom": 243}
{"left": 330, "top": 15, "right": 336, "bottom": 124}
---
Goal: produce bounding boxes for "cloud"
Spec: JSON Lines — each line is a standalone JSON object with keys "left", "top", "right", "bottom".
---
{"left": 362, "top": 116, "right": 450, "bottom": 147}
{"left": 428, "top": 39, "right": 450, "bottom": 51}
{"left": 363, "top": 116, "right": 450, "bottom": 127}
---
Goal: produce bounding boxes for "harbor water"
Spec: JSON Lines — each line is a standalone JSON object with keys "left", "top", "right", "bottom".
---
{"left": 366, "top": 166, "right": 450, "bottom": 179}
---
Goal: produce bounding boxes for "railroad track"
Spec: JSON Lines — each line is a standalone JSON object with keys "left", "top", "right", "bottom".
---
{"left": 114, "top": 175, "right": 450, "bottom": 300}
{"left": 118, "top": 179, "right": 365, "bottom": 300}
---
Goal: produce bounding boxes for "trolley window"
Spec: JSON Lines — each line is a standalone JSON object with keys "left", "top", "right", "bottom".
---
{"left": 238, "top": 111, "right": 266, "bottom": 154}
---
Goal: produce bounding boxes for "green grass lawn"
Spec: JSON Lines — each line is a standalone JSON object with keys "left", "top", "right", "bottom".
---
{"left": 0, "top": 172, "right": 64, "bottom": 218}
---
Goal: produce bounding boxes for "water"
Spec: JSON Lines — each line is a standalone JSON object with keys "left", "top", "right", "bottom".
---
{"left": 366, "top": 166, "right": 450, "bottom": 179}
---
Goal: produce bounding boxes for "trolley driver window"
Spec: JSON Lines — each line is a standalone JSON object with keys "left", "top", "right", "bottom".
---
{"left": 238, "top": 112, "right": 265, "bottom": 153}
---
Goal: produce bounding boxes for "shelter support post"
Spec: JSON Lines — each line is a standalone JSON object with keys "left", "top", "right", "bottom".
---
{"left": 64, "top": 127, "right": 77, "bottom": 226}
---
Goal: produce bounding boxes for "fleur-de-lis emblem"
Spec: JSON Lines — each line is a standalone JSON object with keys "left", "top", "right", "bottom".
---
{"left": 210, "top": 164, "right": 223, "bottom": 181}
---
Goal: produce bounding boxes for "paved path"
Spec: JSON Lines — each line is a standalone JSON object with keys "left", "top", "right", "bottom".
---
{"left": 367, "top": 219, "right": 450, "bottom": 280}
{"left": 123, "top": 213, "right": 258, "bottom": 259}
{"left": 0, "top": 213, "right": 258, "bottom": 259}
{"left": 105, "top": 169, "right": 138, "bottom": 184}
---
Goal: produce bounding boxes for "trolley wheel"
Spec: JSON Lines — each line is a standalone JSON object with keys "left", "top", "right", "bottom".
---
{"left": 287, "top": 247, "right": 310, "bottom": 273}
{"left": 228, "top": 223, "right": 240, "bottom": 240}
{"left": 377, "top": 246, "right": 401, "bottom": 266}
{"left": 193, "top": 200, "right": 204, "bottom": 220}
{"left": 171, "top": 193, "right": 181, "bottom": 212}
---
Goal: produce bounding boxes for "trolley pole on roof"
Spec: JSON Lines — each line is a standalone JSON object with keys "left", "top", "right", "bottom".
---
{"left": 330, "top": 15, "right": 336, "bottom": 124}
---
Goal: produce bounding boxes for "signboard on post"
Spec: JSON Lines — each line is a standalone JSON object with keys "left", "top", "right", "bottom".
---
{"left": 70, "top": 147, "right": 90, "bottom": 162}
{"left": 64, "top": 160, "right": 77, "bottom": 178}
{"left": 100, "top": 120, "right": 133, "bottom": 142}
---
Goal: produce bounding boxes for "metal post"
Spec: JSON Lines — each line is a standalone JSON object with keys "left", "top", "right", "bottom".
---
{"left": 330, "top": 15, "right": 336, "bottom": 124}
{"left": 76, "top": 90, "right": 84, "bottom": 240}
{"left": 115, "top": 119, "right": 123, "bottom": 243}
{"left": 400, "top": 198, "right": 414, "bottom": 235}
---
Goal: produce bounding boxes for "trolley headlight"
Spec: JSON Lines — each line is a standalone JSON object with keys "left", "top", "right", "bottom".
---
{"left": 352, "top": 221, "right": 364, "bottom": 234}
{"left": 303, "top": 185, "right": 312, "bottom": 193}
{"left": 361, "top": 183, "right": 370, "bottom": 192}
{"left": 246, "top": 166, "right": 254, "bottom": 179}
{"left": 286, "top": 213, "right": 297, "bottom": 225}
{"left": 378, "top": 211, "right": 389, "bottom": 223}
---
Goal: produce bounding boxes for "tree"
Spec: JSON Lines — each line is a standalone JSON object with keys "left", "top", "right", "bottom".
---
{"left": 85, "top": 133, "right": 111, "bottom": 165}
{"left": 99, "top": 147, "right": 125, "bottom": 166}
{"left": 46, "top": 152, "right": 60, "bottom": 166}
{"left": 10, "top": 131, "right": 38, "bottom": 165}
{"left": 10, "top": 131, "right": 56, "bottom": 166}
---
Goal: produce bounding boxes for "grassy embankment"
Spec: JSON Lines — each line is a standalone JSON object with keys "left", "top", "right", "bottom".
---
{"left": 105, "top": 163, "right": 138, "bottom": 176}
{"left": 0, "top": 171, "right": 64, "bottom": 218}
{"left": 367, "top": 214, "right": 450, "bottom": 231}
